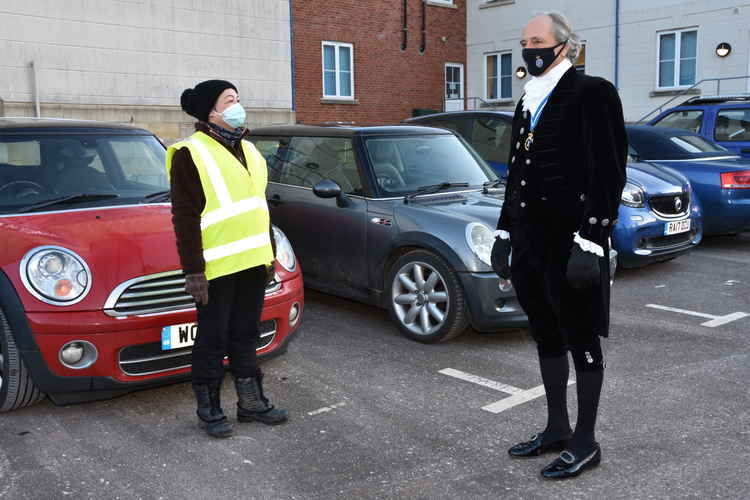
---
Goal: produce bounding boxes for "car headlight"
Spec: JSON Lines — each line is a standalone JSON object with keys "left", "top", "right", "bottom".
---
{"left": 621, "top": 181, "right": 645, "bottom": 208}
{"left": 20, "top": 246, "right": 92, "bottom": 305}
{"left": 272, "top": 226, "right": 297, "bottom": 272}
{"left": 466, "top": 222, "right": 494, "bottom": 266}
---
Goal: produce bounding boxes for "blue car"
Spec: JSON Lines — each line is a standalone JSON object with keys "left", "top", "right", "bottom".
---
{"left": 647, "top": 94, "right": 750, "bottom": 159}
{"left": 405, "top": 111, "right": 703, "bottom": 267}
{"left": 627, "top": 125, "right": 750, "bottom": 235}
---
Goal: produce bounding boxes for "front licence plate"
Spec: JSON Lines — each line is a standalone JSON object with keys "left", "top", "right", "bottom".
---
{"left": 161, "top": 322, "right": 197, "bottom": 350}
{"left": 664, "top": 218, "right": 691, "bottom": 236}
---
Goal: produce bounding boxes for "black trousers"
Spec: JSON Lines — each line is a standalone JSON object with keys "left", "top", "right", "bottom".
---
{"left": 191, "top": 265, "right": 266, "bottom": 384}
{"left": 509, "top": 220, "right": 601, "bottom": 360}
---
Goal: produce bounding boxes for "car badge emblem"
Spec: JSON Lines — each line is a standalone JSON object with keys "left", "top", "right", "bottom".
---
{"left": 535, "top": 56, "right": 543, "bottom": 68}
{"left": 674, "top": 196, "right": 682, "bottom": 212}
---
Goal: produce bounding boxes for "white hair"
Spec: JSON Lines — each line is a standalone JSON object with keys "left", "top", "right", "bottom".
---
{"left": 534, "top": 11, "right": 582, "bottom": 62}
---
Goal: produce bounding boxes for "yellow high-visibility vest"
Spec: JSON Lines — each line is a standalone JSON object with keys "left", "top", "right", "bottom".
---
{"left": 166, "top": 131, "right": 273, "bottom": 281}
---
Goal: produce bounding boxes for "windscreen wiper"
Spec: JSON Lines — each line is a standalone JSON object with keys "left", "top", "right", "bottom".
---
{"left": 482, "top": 179, "right": 505, "bottom": 193}
{"left": 141, "top": 190, "right": 171, "bottom": 203}
{"left": 404, "top": 182, "right": 469, "bottom": 204}
{"left": 16, "top": 193, "right": 121, "bottom": 213}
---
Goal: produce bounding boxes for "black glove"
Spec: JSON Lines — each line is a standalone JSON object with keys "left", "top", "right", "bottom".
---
{"left": 490, "top": 238, "right": 512, "bottom": 279}
{"left": 185, "top": 272, "right": 209, "bottom": 305}
{"left": 566, "top": 244, "right": 601, "bottom": 290}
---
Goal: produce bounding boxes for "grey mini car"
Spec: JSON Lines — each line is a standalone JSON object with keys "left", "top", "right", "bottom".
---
{"left": 248, "top": 125, "right": 528, "bottom": 343}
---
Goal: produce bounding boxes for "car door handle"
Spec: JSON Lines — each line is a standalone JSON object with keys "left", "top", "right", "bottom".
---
{"left": 267, "top": 194, "right": 283, "bottom": 206}
{"left": 741, "top": 148, "right": 750, "bottom": 154}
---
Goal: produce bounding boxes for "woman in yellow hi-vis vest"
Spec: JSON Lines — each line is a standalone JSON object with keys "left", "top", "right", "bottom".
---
{"left": 168, "top": 80, "right": 288, "bottom": 438}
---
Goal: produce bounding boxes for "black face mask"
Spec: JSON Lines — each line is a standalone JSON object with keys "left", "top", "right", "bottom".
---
{"left": 522, "top": 40, "right": 567, "bottom": 76}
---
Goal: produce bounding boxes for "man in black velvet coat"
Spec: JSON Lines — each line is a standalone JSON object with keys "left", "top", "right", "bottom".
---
{"left": 491, "top": 12, "right": 627, "bottom": 479}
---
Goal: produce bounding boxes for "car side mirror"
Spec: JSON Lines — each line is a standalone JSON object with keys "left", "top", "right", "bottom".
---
{"left": 313, "top": 179, "right": 349, "bottom": 207}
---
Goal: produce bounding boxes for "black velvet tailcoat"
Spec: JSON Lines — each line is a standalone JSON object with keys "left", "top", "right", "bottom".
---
{"left": 497, "top": 67, "right": 627, "bottom": 340}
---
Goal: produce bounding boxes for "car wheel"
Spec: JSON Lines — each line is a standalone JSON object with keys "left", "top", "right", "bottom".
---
{"left": 388, "top": 250, "right": 469, "bottom": 343}
{"left": 0, "top": 307, "right": 45, "bottom": 412}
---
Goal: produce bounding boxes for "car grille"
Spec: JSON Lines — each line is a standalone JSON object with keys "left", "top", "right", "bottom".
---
{"left": 649, "top": 192, "right": 690, "bottom": 218}
{"left": 642, "top": 229, "right": 696, "bottom": 249}
{"left": 118, "top": 319, "right": 277, "bottom": 376}
{"left": 104, "top": 270, "right": 281, "bottom": 317}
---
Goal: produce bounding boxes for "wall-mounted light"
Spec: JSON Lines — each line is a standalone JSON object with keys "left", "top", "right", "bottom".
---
{"left": 515, "top": 66, "right": 527, "bottom": 79}
{"left": 715, "top": 42, "right": 731, "bottom": 58}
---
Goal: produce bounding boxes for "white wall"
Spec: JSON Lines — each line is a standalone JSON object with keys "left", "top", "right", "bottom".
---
{"left": 467, "top": 0, "right": 750, "bottom": 122}
{"left": 0, "top": 0, "right": 293, "bottom": 136}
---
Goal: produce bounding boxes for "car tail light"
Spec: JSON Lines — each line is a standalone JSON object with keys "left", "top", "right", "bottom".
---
{"left": 721, "top": 170, "right": 750, "bottom": 189}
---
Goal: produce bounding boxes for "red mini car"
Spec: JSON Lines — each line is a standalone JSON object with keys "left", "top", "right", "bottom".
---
{"left": 0, "top": 118, "right": 304, "bottom": 411}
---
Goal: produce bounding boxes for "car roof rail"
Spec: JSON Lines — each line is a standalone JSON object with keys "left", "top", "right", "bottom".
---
{"left": 683, "top": 93, "right": 750, "bottom": 105}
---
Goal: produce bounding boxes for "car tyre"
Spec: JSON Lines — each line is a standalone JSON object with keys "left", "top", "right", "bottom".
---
{"left": 0, "top": 307, "right": 45, "bottom": 412}
{"left": 388, "top": 250, "right": 469, "bottom": 343}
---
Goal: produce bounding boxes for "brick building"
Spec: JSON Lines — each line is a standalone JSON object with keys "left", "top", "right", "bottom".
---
{"left": 292, "top": 0, "right": 467, "bottom": 125}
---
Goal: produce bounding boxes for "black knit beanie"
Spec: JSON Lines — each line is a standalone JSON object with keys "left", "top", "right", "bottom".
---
{"left": 180, "top": 80, "right": 237, "bottom": 122}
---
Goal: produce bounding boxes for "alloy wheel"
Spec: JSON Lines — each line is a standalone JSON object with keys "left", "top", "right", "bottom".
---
{"left": 391, "top": 261, "right": 450, "bottom": 336}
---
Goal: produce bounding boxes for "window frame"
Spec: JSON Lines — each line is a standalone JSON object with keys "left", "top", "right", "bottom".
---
{"left": 428, "top": 0, "right": 454, "bottom": 4}
{"left": 655, "top": 28, "right": 698, "bottom": 90}
{"left": 484, "top": 51, "right": 513, "bottom": 102}
{"left": 321, "top": 41, "right": 355, "bottom": 100}
{"left": 714, "top": 108, "right": 750, "bottom": 142}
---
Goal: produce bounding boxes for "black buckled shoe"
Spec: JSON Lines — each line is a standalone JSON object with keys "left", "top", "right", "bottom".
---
{"left": 234, "top": 375, "right": 289, "bottom": 425}
{"left": 508, "top": 432, "right": 571, "bottom": 458}
{"left": 541, "top": 445, "right": 601, "bottom": 479}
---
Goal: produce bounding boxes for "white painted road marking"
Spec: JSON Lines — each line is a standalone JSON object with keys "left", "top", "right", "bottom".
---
{"left": 439, "top": 368, "right": 575, "bottom": 414}
{"left": 308, "top": 402, "right": 346, "bottom": 416}
{"left": 438, "top": 368, "right": 523, "bottom": 395}
{"left": 646, "top": 304, "right": 749, "bottom": 328}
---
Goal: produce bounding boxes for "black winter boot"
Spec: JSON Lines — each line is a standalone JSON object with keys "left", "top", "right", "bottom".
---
{"left": 192, "top": 381, "right": 233, "bottom": 438}
{"left": 234, "top": 374, "right": 289, "bottom": 425}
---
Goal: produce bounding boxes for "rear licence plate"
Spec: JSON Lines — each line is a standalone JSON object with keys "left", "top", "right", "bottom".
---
{"left": 664, "top": 218, "right": 691, "bottom": 236}
{"left": 161, "top": 322, "right": 197, "bottom": 350}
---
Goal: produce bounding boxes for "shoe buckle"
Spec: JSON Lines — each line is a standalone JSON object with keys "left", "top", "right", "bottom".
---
{"left": 530, "top": 433, "right": 539, "bottom": 441}
{"left": 560, "top": 450, "right": 576, "bottom": 464}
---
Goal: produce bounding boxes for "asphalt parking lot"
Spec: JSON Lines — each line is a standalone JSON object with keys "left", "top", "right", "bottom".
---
{"left": 1, "top": 234, "right": 748, "bottom": 500}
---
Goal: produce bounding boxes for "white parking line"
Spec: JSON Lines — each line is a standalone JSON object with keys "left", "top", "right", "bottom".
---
{"left": 438, "top": 368, "right": 523, "bottom": 395}
{"left": 439, "top": 368, "right": 575, "bottom": 414}
{"left": 646, "top": 304, "right": 749, "bottom": 328}
{"left": 307, "top": 402, "right": 346, "bottom": 416}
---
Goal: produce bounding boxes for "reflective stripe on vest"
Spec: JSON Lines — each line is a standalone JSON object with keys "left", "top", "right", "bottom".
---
{"left": 166, "top": 132, "right": 273, "bottom": 280}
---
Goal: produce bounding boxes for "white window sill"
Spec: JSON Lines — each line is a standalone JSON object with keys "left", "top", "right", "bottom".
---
{"left": 321, "top": 98, "right": 359, "bottom": 105}
{"left": 425, "top": 1, "right": 458, "bottom": 9}
{"left": 480, "top": 0, "right": 515, "bottom": 9}
{"left": 650, "top": 88, "right": 700, "bottom": 97}
{"left": 485, "top": 98, "right": 513, "bottom": 104}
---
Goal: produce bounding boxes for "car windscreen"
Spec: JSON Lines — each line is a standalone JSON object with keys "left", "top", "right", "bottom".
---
{"left": 627, "top": 129, "right": 733, "bottom": 160}
{"left": 364, "top": 134, "right": 497, "bottom": 197}
{"left": 0, "top": 133, "right": 167, "bottom": 213}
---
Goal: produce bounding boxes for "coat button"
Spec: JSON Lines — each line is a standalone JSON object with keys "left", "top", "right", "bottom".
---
{"left": 602, "top": 219, "right": 610, "bottom": 226}
{"left": 516, "top": 142, "right": 521, "bottom": 150}
{"left": 589, "top": 217, "right": 597, "bottom": 224}
{"left": 520, "top": 127, "right": 525, "bottom": 134}
{"left": 520, "top": 180, "right": 526, "bottom": 186}
{"left": 579, "top": 193, "right": 586, "bottom": 201}
{"left": 520, "top": 202, "right": 526, "bottom": 208}
{"left": 511, "top": 155, "right": 516, "bottom": 163}
{"left": 525, "top": 159, "right": 531, "bottom": 165}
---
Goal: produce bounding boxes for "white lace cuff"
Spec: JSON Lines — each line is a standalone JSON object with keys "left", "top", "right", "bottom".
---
{"left": 573, "top": 232, "right": 604, "bottom": 257}
{"left": 494, "top": 230, "right": 510, "bottom": 240}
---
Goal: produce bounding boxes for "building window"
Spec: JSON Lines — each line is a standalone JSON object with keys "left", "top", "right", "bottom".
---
{"left": 322, "top": 41, "right": 354, "bottom": 99}
{"left": 429, "top": 0, "right": 454, "bottom": 4}
{"left": 657, "top": 29, "right": 697, "bottom": 89}
{"left": 574, "top": 44, "right": 586, "bottom": 74}
{"left": 486, "top": 53, "right": 512, "bottom": 101}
